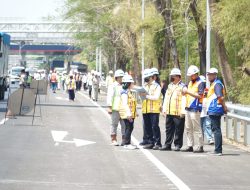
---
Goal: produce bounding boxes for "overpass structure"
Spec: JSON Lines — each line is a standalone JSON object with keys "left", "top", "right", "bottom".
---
{"left": 0, "top": 21, "right": 86, "bottom": 44}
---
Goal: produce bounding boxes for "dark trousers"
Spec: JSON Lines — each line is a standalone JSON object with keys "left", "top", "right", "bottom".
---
{"left": 143, "top": 113, "right": 161, "bottom": 146}
{"left": 164, "top": 115, "right": 185, "bottom": 148}
{"left": 68, "top": 89, "right": 75, "bottom": 100}
{"left": 209, "top": 115, "right": 223, "bottom": 153}
{"left": 88, "top": 85, "right": 92, "bottom": 97}
{"left": 123, "top": 119, "right": 134, "bottom": 145}
{"left": 141, "top": 119, "right": 149, "bottom": 144}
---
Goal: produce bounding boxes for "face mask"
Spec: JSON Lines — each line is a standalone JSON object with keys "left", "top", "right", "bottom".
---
{"left": 144, "top": 78, "right": 150, "bottom": 83}
{"left": 122, "top": 83, "right": 130, "bottom": 89}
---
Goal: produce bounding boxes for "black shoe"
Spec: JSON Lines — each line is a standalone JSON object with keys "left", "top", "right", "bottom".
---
{"left": 160, "top": 145, "right": 172, "bottom": 151}
{"left": 174, "top": 147, "right": 181, "bottom": 151}
{"left": 193, "top": 146, "right": 204, "bottom": 153}
{"left": 139, "top": 141, "right": 148, "bottom": 146}
{"left": 152, "top": 145, "right": 161, "bottom": 150}
{"left": 181, "top": 146, "right": 193, "bottom": 152}
{"left": 143, "top": 144, "right": 154, "bottom": 149}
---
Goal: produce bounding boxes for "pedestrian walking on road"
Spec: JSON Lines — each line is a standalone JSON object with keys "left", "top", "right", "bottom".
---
{"left": 67, "top": 75, "right": 76, "bottom": 101}
{"left": 140, "top": 68, "right": 162, "bottom": 150}
{"left": 87, "top": 71, "right": 94, "bottom": 99}
{"left": 50, "top": 71, "right": 58, "bottom": 93}
{"left": 92, "top": 71, "right": 100, "bottom": 101}
{"left": 182, "top": 65, "right": 205, "bottom": 153}
{"left": 206, "top": 68, "right": 228, "bottom": 156}
{"left": 119, "top": 74, "right": 138, "bottom": 150}
{"left": 82, "top": 73, "right": 87, "bottom": 90}
{"left": 107, "top": 69, "right": 126, "bottom": 146}
{"left": 161, "top": 68, "right": 186, "bottom": 151}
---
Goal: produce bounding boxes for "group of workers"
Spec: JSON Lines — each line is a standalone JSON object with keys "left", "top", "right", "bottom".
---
{"left": 106, "top": 66, "right": 227, "bottom": 156}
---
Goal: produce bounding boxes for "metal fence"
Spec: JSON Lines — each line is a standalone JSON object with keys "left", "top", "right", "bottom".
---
{"left": 222, "top": 104, "right": 250, "bottom": 145}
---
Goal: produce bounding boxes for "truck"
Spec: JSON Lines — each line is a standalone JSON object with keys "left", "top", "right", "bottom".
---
{"left": 0, "top": 32, "right": 10, "bottom": 100}
{"left": 51, "top": 60, "right": 64, "bottom": 70}
{"left": 71, "top": 62, "right": 88, "bottom": 73}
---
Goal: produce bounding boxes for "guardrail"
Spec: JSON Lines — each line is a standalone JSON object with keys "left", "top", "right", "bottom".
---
{"left": 222, "top": 104, "right": 250, "bottom": 145}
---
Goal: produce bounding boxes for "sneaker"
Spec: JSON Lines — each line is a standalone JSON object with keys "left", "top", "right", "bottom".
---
{"left": 111, "top": 140, "right": 119, "bottom": 146}
{"left": 143, "top": 144, "right": 154, "bottom": 149}
{"left": 208, "top": 140, "right": 215, "bottom": 145}
{"left": 210, "top": 152, "right": 223, "bottom": 156}
{"left": 152, "top": 145, "right": 161, "bottom": 150}
{"left": 181, "top": 146, "right": 193, "bottom": 152}
{"left": 160, "top": 145, "right": 172, "bottom": 151}
{"left": 124, "top": 144, "right": 137, "bottom": 150}
{"left": 193, "top": 146, "right": 204, "bottom": 153}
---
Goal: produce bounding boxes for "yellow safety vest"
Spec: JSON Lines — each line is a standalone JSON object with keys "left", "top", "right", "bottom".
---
{"left": 67, "top": 79, "right": 76, "bottom": 90}
{"left": 186, "top": 78, "right": 203, "bottom": 111}
{"left": 142, "top": 83, "right": 161, "bottom": 114}
{"left": 164, "top": 82, "right": 185, "bottom": 116}
{"left": 119, "top": 90, "right": 137, "bottom": 119}
{"left": 112, "top": 84, "right": 122, "bottom": 111}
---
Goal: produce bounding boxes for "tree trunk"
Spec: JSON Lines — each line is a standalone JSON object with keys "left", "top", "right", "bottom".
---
{"left": 214, "top": 32, "right": 236, "bottom": 90}
{"left": 154, "top": 0, "right": 180, "bottom": 69}
{"left": 210, "top": 0, "right": 236, "bottom": 91}
{"left": 130, "top": 32, "right": 141, "bottom": 85}
{"left": 190, "top": 0, "right": 206, "bottom": 75}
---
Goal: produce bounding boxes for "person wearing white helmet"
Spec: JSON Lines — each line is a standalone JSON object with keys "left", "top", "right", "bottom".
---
{"left": 151, "top": 68, "right": 160, "bottom": 85}
{"left": 199, "top": 75, "right": 214, "bottom": 145}
{"left": 92, "top": 71, "right": 100, "bottom": 101}
{"left": 119, "top": 74, "right": 138, "bottom": 149}
{"left": 140, "top": 68, "right": 162, "bottom": 150}
{"left": 67, "top": 74, "right": 76, "bottom": 101}
{"left": 182, "top": 65, "right": 205, "bottom": 153}
{"left": 87, "top": 71, "right": 94, "bottom": 98}
{"left": 160, "top": 68, "right": 186, "bottom": 151}
{"left": 107, "top": 69, "right": 126, "bottom": 146}
{"left": 206, "top": 68, "right": 227, "bottom": 156}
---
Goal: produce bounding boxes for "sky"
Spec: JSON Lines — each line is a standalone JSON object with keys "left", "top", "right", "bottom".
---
{"left": 0, "top": 0, "right": 65, "bottom": 20}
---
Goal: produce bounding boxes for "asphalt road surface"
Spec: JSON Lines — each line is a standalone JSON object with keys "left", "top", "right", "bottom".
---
{"left": 0, "top": 89, "right": 250, "bottom": 190}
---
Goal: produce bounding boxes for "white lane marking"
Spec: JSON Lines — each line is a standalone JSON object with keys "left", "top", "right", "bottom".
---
{"left": 51, "top": 130, "right": 96, "bottom": 147}
{"left": 55, "top": 97, "right": 68, "bottom": 101}
{"left": 0, "top": 118, "right": 9, "bottom": 125}
{"left": 78, "top": 92, "right": 191, "bottom": 190}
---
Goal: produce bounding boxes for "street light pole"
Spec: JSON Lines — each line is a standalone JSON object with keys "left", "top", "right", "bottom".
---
{"left": 96, "top": 47, "right": 99, "bottom": 72}
{"left": 206, "top": 0, "right": 211, "bottom": 87}
{"left": 141, "top": 0, "right": 145, "bottom": 84}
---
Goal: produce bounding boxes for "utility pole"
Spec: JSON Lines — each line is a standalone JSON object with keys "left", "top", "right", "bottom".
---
{"left": 99, "top": 47, "right": 102, "bottom": 75}
{"left": 141, "top": 0, "right": 145, "bottom": 84}
{"left": 96, "top": 47, "right": 99, "bottom": 72}
{"left": 206, "top": 0, "right": 211, "bottom": 87}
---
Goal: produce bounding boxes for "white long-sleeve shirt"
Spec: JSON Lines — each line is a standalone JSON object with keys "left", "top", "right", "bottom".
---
{"left": 145, "top": 81, "right": 161, "bottom": 101}
{"left": 106, "top": 81, "right": 119, "bottom": 106}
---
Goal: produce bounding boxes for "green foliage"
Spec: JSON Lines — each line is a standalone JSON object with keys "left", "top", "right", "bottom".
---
{"left": 63, "top": 0, "right": 250, "bottom": 104}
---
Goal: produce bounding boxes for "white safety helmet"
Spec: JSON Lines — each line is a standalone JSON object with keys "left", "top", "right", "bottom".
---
{"left": 91, "top": 70, "right": 95, "bottom": 74}
{"left": 187, "top": 65, "right": 199, "bottom": 76}
{"left": 151, "top": 67, "right": 159, "bottom": 75}
{"left": 143, "top": 68, "right": 154, "bottom": 78}
{"left": 170, "top": 68, "right": 181, "bottom": 76}
{"left": 207, "top": 68, "right": 218, "bottom": 74}
{"left": 199, "top": 75, "right": 206, "bottom": 82}
{"left": 109, "top": 70, "right": 113, "bottom": 74}
{"left": 122, "top": 74, "right": 134, "bottom": 83}
{"left": 114, "top": 69, "right": 125, "bottom": 78}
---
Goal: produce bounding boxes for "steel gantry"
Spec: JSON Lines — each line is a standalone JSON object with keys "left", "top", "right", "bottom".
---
{"left": 0, "top": 21, "right": 87, "bottom": 44}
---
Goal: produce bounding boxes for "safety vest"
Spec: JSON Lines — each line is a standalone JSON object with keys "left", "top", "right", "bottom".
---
{"left": 27, "top": 76, "right": 32, "bottom": 84}
{"left": 142, "top": 82, "right": 161, "bottom": 114}
{"left": 112, "top": 84, "right": 122, "bottom": 111}
{"left": 207, "top": 79, "right": 225, "bottom": 115}
{"left": 51, "top": 73, "right": 57, "bottom": 83}
{"left": 67, "top": 79, "right": 76, "bottom": 90}
{"left": 164, "top": 81, "right": 186, "bottom": 116}
{"left": 119, "top": 90, "right": 137, "bottom": 119}
{"left": 186, "top": 78, "right": 203, "bottom": 111}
